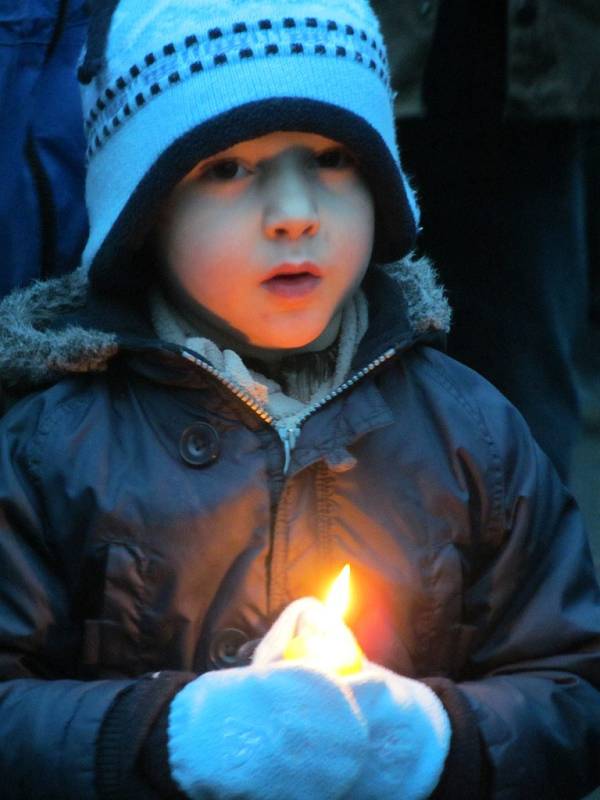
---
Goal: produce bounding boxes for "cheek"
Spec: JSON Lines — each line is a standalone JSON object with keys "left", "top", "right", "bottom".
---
{"left": 332, "top": 188, "right": 375, "bottom": 267}
{"left": 165, "top": 207, "right": 231, "bottom": 289}
{"left": 164, "top": 212, "right": 253, "bottom": 316}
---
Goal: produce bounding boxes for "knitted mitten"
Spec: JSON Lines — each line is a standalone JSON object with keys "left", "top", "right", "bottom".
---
{"left": 344, "top": 661, "right": 451, "bottom": 799}
{"left": 255, "top": 597, "right": 451, "bottom": 800}
{"left": 167, "top": 659, "right": 368, "bottom": 800}
{"left": 252, "top": 597, "right": 329, "bottom": 665}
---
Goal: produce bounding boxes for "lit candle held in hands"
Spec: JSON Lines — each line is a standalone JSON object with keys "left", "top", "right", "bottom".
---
{"left": 283, "top": 565, "right": 364, "bottom": 675}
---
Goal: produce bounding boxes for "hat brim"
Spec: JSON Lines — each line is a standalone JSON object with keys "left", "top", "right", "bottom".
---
{"left": 89, "top": 98, "right": 417, "bottom": 296}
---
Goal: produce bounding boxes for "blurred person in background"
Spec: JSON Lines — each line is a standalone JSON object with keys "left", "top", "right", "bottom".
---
{"left": 0, "top": 0, "right": 88, "bottom": 296}
{"left": 373, "top": 0, "right": 600, "bottom": 481}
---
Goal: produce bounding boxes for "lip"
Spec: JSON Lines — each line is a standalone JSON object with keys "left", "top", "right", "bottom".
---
{"left": 261, "top": 262, "right": 323, "bottom": 300}
{"left": 261, "top": 262, "right": 323, "bottom": 282}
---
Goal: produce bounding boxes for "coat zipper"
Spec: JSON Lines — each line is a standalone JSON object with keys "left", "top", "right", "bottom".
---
{"left": 180, "top": 346, "right": 397, "bottom": 474}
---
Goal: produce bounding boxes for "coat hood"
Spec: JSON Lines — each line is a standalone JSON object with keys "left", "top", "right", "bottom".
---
{"left": 0, "top": 256, "right": 451, "bottom": 390}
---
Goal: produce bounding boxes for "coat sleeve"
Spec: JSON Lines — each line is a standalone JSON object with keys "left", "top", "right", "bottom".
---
{"left": 441, "top": 384, "right": 600, "bottom": 799}
{"left": 0, "top": 397, "right": 192, "bottom": 800}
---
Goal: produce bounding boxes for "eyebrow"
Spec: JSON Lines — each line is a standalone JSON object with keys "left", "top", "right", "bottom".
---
{"left": 223, "top": 143, "right": 341, "bottom": 170}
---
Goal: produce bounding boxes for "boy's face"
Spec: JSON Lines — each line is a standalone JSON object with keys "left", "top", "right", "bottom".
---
{"left": 161, "top": 131, "right": 375, "bottom": 350}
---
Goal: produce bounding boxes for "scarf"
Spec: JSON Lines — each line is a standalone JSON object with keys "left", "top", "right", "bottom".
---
{"left": 150, "top": 289, "right": 369, "bottom": 431}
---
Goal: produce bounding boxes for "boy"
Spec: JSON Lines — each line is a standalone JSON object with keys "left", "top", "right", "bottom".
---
{"left": 0, "top": 1, "right": 599, "bottom": 798}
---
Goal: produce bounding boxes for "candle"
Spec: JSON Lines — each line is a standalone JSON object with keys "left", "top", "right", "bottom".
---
{"left": 283, "top": 565, "right": 364, "bottom": 675}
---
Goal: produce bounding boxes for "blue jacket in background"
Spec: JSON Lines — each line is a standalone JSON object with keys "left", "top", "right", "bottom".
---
{"left": 0, "top": 0, "right": 88, "bottom": 297}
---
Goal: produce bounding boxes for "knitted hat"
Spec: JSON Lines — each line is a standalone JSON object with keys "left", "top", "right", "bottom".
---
{"left": 79, "top": 0, "right": 419, "bottom": 295}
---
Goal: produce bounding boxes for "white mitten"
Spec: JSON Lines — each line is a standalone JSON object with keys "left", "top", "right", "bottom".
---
{"left": 167, "top": 598, "right": 369, "bottom": 800}
{"left": 253, "top": 597, "right": 340, "bottom": 666}
{"left": 254, "top": 597, "right": 451, "bottom": 800}
{"left": 345, "top": 661, "right": 451, "bottom": 800}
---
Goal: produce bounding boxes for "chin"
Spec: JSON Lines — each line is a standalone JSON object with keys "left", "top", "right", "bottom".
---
{"left": 256, "top": 335, "right": 316, "bottom": 351}
{"left": 255, "top": 325, "right": 325, "bottom": 351}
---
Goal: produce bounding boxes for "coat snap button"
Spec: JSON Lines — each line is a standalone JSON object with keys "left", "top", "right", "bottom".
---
{"left": 209, "top": 628, "right": 250, "bottom": 669}
{"left": 179, "top": 422, "right": 220, "bottom": 467}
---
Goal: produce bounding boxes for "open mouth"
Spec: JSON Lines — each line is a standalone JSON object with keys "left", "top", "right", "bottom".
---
{"left": 262, "top": 263, "right": 322, "bottom": 299}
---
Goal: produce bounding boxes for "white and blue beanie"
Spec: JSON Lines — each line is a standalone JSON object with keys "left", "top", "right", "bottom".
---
{"left": 78, "top": 0, "right": 419, "bottom": 294}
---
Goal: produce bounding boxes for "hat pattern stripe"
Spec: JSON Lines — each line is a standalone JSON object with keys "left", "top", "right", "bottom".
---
{"left": 82, "top": 15, "right": 390, "bottom": 158}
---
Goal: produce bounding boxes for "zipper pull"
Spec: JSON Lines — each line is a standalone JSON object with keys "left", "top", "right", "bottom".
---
{"left": 278, "top": 425, "right": 300, "bottom": 475}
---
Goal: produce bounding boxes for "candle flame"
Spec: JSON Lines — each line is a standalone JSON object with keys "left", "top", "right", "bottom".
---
{"left": 324, "top": 564, "right": 351, "bottom": 621}
{"left": 283, "top": 563, "right": 363, "bottom": 675}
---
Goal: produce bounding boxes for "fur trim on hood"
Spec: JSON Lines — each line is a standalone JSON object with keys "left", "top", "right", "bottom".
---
{"left": 382, "top": 255, "right": 451, "bottom": 335}
{"left": 0, "top": 269, "right": 118, "bottom": 388}
{"left": 0, "top": 256, "right": 450, "bottom": 389}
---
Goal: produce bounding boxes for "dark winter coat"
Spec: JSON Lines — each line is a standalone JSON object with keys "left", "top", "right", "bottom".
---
{"left": 372, "top": 0, "right": 600, "bottom": 119}
{"left": 0, "top": 260, "right": 599, "bottom": 799}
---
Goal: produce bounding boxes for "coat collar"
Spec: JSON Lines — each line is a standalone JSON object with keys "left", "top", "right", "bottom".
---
{"left": 0, "top": 256, "right": 451, "bottom": 391}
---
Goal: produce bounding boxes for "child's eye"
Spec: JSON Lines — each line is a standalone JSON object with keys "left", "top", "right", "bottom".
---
{"left": 314, "top": 148, "right": 356, "bottom": 170}
{"left": 201, "top": 159, "right": 249, "bottom": 182}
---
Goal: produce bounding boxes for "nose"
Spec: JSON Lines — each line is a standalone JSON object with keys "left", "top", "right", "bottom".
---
{"left": 263, "top": 168, "right": 320, "bottom": 241}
